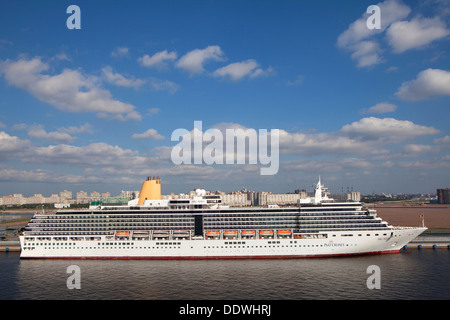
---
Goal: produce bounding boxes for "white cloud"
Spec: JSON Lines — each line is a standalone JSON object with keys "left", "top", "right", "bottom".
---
{"left": 27, "top": 125, "right": 75, "bottom": 143}
{"left": 146, "top": 108, "right": 160, "bottom": 116}
{"left": 341, "top": 117, "right": 439, "bottom": 142}
{"left": 402, "top": 144, "right": 433, "bottom": 155}
{"left": 396, "top": 68, "right": 450, "bottom": 101}
{"left": 167, "top": 118, "right": 439, "bottom": 160}
{"left": 148, "top": 77, "right": 179, "bottom": 94}
{"left": 25, "top": 123, "right": 93, "bottom": 143}
{"left": 387, "top": 16, "right": 450, "bottom": 53}
{"left": 361, "top": 102, "right": 398, "bottom": 114}
{"left": 26, "top": 142, "right": 158, "bottom": 169}
{"left": 0, "top": 57, "right": 142, "bottom": 121}
{"left": 283, "top": 157, "right": 373, "bottom": 173}
{"left": 132, "top": 129, "right": 164, "bottom": 140}
{"left": 61, "top": 123, "right": 93, "bottom": 135}
{"left": 102, "top": 66, "right": 178, "bottom": 93}
{"left": 111, "top": 47, "right": 129, "bottom": 58}
{"left": 157, "top": 164, "right": 220, "bottom": 177}
{"left": 278, "top": 130, "right": 372, "bottom": 156}
{"left": 337, "top": 0, "right": 411, "bottom": 68}
{"left": 249, "top": 66, "right": 273, "bottom": 78}
{"left": 337, "top": 0, "right": 411, "bottom": 47}
{"left": 0, "top": 168, "right": 61, "bottom": 183}
{"left": 278, "top": 117, "right": 439, "bottom": 156}
{"left": 350, "top": 41, "right": 384, "bottom": 68}
{"left": 434, "top": 135, "right": 450, "bottom": 146}
{"left": 138, "top": 50, "right": 177, "bottom": 68}
{"left": 0, "top": 131, "right": 30, "bottom": 156}
{"left": 213, "top": 59, "right": 265, "bottom": 81}
{"left": 385, "top": 66, "right": 399, "bottom": 72}
{"left": 0, "top": 167, "right": 138, "bottom": 184}
{"left": 98, "top": 164, "right": 224, "bottom": 180}
{"left": 52, "top": 53, "right": 70, "bottom": 62}
{"left": 150, "top": 145, "right": 173, "bottom": 161}
{"left": 287, "top": 75, "right": 304, "bottom": 86}
{"left": 176, "top": 45, "right": 225, "bottom": 74}
{"left": 398, "top": 156, "right": 450, "bottom": 170}
{"left": 102, "top": 66, "right": 146, "bottom": 88}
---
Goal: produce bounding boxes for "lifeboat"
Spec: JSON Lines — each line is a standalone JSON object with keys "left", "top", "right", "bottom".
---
{"left": 277, "top": 230, "right": 292, "bottom": 236}
{"left": 206, "top": 231, "right": 220, "bottom": 237}
{"left": 174, "top": 230, "right": 189, "bottom": 234}
{"left": 116, "top": 231, "right": 130, "bottom": 236}
{"left": 223, "top": 230, "right": 238, "bottom": 238}
{"left": 174, "top": 230, "right": 190, "bottom": 238}
{"left": 259, "top": 230, "right": 274, "bottom": 236}
{"left": 153, "top": 230, "right": 169, "bottom": 238}
{"left": 241, "top": 230, "right": 256, "bottom": 237}
{"left": 133, "top": 231, "right": 149, "bottom": 238}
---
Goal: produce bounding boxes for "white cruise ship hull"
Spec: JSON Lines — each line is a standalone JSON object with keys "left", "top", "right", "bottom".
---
{"left": 20, "top": 227, "right": 425, "bottom": 259}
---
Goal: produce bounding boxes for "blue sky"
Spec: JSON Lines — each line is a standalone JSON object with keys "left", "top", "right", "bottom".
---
{"left": 0, "top": 0, "right": 449, "bottom": 196}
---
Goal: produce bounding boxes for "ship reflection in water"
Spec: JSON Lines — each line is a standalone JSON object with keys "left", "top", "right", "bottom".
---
{"left": 0, "top": 250, "right": 447, "bottom": 300}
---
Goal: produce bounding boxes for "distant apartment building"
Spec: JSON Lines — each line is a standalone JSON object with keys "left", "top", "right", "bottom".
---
{"left": 437, "top": 188, "right": 450, "bottom": 204}
{"left": 119, "top": 190, "right": 139, "bottom": 200}
{"left": 347, "top": 191, "right": 361, "bottom": 202}
{"left": 221, "top": 194, "right": 251, "bottom": 207}
{"left": 0, "top": 193, "right": 60, "bottom": 206}
{"left": 76, "top": 191, "right": 88, "bottom": 200}
{"left": 251, "top": 191, "right": 308, "bottom": 207}
{"left": 60, "top": 190, "right": 72, "bottom": 200}
{"left": 0, "top": 194, "right": 25, "bottom": 206}
{"left": 90, "top": 191, "right": 101, "bottom": 198}
{"left": 27, "top": 194, "right": 60, "bottom": 204}
{"left": 1, "top": 188, "right": 111, "bottom": 206}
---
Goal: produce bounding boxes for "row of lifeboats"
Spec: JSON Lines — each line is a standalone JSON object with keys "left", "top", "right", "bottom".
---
{"left": 206, "top": 230, "right": 292, "bottom": 239}
{"left": 115, "top": 230, "right": 190, "bottom": 239}
{"left": 115, "top": 230, "right": 293, "bottom": 239}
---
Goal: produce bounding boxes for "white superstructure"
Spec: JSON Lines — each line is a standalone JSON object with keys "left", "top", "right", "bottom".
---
{"left": 19, "top": 177, "right": 426, "bottom": 259}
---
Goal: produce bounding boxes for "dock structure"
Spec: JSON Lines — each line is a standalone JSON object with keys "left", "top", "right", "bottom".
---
{"left": 405, "top": 243, "right": 450, "bottom": 249}
{"left": 0, "top": 241, "right": 20, "bottom": 252}
{"left": 404, "top": 233, "right": 450, "bottom": 250}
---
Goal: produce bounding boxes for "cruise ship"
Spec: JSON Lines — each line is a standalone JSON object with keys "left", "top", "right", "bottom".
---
{"left": 19, "top": 177, "right": 426, "bottom": 259}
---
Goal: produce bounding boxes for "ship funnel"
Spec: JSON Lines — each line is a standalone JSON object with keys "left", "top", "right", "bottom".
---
{"left": 138, "top": 176, "right": 161, "bottom": 205}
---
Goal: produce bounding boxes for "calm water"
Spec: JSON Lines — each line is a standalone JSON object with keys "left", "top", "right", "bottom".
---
{"left": 0, "top": 250, "right": 449, "bottom": 300}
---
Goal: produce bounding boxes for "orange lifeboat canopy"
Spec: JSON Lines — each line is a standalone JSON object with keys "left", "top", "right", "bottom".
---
{"left": 223, "top": 231, "right": 238, "bottom": 237}
{"left": 174, "top": 230, "right": 188, "bottom": 233}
